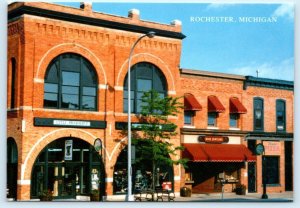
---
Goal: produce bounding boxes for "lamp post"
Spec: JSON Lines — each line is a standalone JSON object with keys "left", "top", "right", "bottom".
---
{"left": 127, "top": 31, "right": 155, "bottom": 201}
{"left": 255, "top": 143, "right": 268, "bottom": 199}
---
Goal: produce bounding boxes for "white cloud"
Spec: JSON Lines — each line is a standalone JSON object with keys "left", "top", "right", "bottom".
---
{"left": 272, "top": 4, "right": 294, "bottom": 21}
{"left": 229, "top": 57, "right": 294, "bottom": 81}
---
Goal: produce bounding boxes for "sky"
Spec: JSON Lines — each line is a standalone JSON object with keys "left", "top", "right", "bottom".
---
{"left": 57, "top": 2, "right": 294, "bottom": 80}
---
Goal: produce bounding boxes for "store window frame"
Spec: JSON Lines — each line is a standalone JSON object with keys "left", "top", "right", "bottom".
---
{"left": 276, "top": 99, "right": 286, "bottom": 132}
{"left": 229, "top": 113, "right": 239, "bottom": 128}
{"left": 184, "top": 111, "right": 195, "bottom": 126}
{"left": 253, "top": 97, "right": 264, "bottom": 131}
{"left": 262, "top": 156, "right": 280, "bottom": 185}
{"left": 43, "top": 53, "right": 98, "bottom": 111}
{"left": 123, "top": 62, "right": 167, "bottom": 114}
{"left": 208, "top": 112, "right": 217, "bottom": 127}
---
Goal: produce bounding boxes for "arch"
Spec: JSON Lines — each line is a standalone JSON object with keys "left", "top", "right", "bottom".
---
{"left": 35, "top": 43, "right": 107, "bottom": 85}
{"left": 43, "top": 53, "right": 98, "bottom": 110}
{"left": 30, "top": 136, "right": 105, "bottom": 199}
{"left": 7, "top": 137, "right": 18, "bottom": 199}
{"left": 116, "top": 53, "right": 175, "bottom": 92}
{"left": 22, "top": 128, "right": 108, "bottom": 180}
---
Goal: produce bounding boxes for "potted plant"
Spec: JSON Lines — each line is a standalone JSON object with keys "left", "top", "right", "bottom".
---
{"left": 90, "top": 189, "right": 100, "bottom": 201}
{"left": 39, "top": 189, "right": 53, "bottom": 201}
{"left": 235, "top": 184, "right": 246, "bottom": 195}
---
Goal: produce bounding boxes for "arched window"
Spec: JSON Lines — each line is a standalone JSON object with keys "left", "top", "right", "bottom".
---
{"left": 253, "top": 97, "right": 264, "bottom": 131}
{"left": 44, "top": 53, "right": 98, "bottom": 111}
{"left": 123, "top": 62, "right": 167, "bottom": 114}
{"left": 10, "top": 58, "right": 16, "bottom": 109}
{"left": 276, "top": 99, "right": 286, "bottom": 131}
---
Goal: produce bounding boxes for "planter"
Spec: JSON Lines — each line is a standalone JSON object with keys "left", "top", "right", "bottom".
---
{"left": 235, "top": 187, "right": 246, "bottom": 195}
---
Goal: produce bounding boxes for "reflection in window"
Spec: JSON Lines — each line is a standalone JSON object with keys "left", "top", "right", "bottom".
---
{"left": 123, "top": 62, "right": 167, "bottom": 114}
{"left": 230, "top": 114, "right": 239, "bottom": 128}
{"left": 44, "top": 53, "right": 98, "bottom": 111}
{"left": 254, "top": 98, "right": 264, "bottom": 131}
{"left": 208, "top": 112, "right": 217, "bottom": 127}
{"left": 276, "top": 100, "right": 286, "bottom": 131}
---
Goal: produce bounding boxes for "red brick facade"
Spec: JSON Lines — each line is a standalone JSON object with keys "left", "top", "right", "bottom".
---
{"left": 7, "top": 2, "right": 293, "bottom": 201}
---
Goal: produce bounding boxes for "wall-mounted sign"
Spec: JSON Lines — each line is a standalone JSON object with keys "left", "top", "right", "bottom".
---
{"left": 198, "top": 136, "right": 229, "bottom": 144}
{"left": 34, "top": 117, "right": 106, "bottom": 129}
{"left": 64, "top": 140, "right": 73, "bottom": 160}
{"left": 255, "top": 143, "right": 264, "bottom": 155}
{"left": 263, "top": 141, "right": 281, "bottom": 155}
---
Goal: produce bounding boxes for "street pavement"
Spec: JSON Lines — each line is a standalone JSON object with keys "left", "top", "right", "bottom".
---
{"left": 175, "top": 191, "right": 293, "bottom": 202}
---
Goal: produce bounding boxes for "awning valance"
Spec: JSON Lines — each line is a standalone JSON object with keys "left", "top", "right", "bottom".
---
{"left": 184, "top": 94, "right": 202, "bottom": 111}
{"left": 230, "top": 97, "right": 247, "bottom": 114}
{"left": 208, "top": 96, "right": 225, "bottom": 113}
{"left": 183, "top": 143, "right": 256, "bottom": 162}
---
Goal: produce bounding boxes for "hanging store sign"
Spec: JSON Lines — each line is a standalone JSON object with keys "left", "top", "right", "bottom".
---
{"left": 34, "top": 117, "right": 106, "bottom": 129}
{"left": 263, "top": 141, "right": 281, "bottom": 155}
{"left": 198, "top": 135, "right": 229, "bottom": 144}
{"left": 64, "top": 140, "right": 73, "bottom": 160}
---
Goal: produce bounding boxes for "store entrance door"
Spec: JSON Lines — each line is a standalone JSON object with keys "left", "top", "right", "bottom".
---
{"left": 49, "top": 163, "right": 79, "bottom": 199}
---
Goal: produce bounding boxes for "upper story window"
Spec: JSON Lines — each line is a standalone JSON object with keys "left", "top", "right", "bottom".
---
{"left": 207, "top": 96, "right": 225, "bottom": 127}
{"left": 229, "top": 97, "right": 247, "bottom": 129}
{"left": 10, "top": 58, "right": 16, "bottom": 109}
{"left": 253, "top": 98, "right": 264, "bottom": 131}
{"left": 276, "top": 99, "right": 286, "bottom": 131}
{"left": 123, "top": 62, "right": 167, "bottom": 114}
{"left": 184, "top": 93, "right": 202, "bottom": 126}
{"left": 44, "top": 53, "right": 98, "bottom": 111}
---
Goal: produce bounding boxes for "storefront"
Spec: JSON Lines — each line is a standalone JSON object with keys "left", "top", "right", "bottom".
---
{"left": 30, "top": 137, "right": 105, "bottom": 200}
{"left": 182, "top": 134, "right": 256, "bottom": 194}
{"left": 113, "top": 139, "right": 174, "bottom": 194}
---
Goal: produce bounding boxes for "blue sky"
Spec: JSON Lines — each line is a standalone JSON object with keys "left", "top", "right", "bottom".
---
{"left": 58, "top": 2, "right": 294, "bottom": 81}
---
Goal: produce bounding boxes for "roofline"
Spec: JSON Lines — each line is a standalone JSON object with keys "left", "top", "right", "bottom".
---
{"left": 180, "top": 68, "right": 246, "bottom": 81}
{"left": 8, "top": 3, "right": 186, "bottom": 40}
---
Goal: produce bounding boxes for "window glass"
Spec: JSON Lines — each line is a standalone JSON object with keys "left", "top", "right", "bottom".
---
{"left": 208, "top": 112, "right": 217, "bottom": 126}
{"left": 44, "top": 83, "right": 58, "bottom": 93}
{"left": 60, "top": 54, "right": 80, "bottom": 72}
{"left": 61, "top": 94, "right": 79, "bottom": 109}
{"left": 137, "top": 79, "right": 152, "bottom": 92}
{"left": 62, "top": 71, "right": 80, "bottom": 86}
{"left": 230, "top": 114, "right": 238, "bottom": 127}
{"left": 62, "top": 86, "right": 79, "bottom": 95}
{"left": 184, "top": 111, "right": 193, "bottom": 125}
{"left": 263, "top": 156, "right": 279, "bottom": 184}
{"left": 82, "top": 96, "right": 96, "bottom": 110}
{"left": 254, "top": 98, "right": 263, "bottom": 130}
{"left": 83, "top": 87, "right": 96, "bottom": 96}
{"left": 44, "top": 93, "right": 58, "bottom": 108}
{"left": 123, "top": 62, "right": 167, "bottom": 113}
{"left": 276, "top": 100, "right": 285, "bottom": 131}
{"left": 45, "top": 63, "right": 59, "bottom": 83}
{"left": 44, "top": 53, "right": 98, "bottom": 111}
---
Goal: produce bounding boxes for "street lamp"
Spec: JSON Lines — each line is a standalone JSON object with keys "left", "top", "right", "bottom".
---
{"left": 255, "top": 143, "right": 268, "bottom": 199}
{"left": 127, "top": 31, "right": 155, "bottom": 201}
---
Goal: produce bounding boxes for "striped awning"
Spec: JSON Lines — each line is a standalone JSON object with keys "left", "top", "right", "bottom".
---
{"left": 183, "top": 143, "right": 256, "bottom": 162}
{"left": 208, "top": 96, "right": 225, "bottom": 113}
{"left": 230, "top": 97, "right": 247, "bottom": 114}
{"left": 184, "top": 94, "right": 202, "bottom": 111}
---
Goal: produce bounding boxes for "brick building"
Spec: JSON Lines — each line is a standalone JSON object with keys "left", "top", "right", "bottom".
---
{"left": 7, "top": 2, "right": 293, "bottom": 201}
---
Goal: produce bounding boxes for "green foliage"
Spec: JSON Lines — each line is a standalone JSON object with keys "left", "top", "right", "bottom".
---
{"left": 133, "top": 89, "right": 186, "bottom": 168}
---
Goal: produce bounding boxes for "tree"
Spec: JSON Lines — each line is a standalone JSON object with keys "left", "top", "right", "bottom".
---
{"left": 132, "top": 89, "right": 188, "bottom": 191}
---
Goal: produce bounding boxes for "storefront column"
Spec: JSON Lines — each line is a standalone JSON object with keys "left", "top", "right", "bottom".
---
{"left": 17, "top": 183, "right": 30, "bottom": 201}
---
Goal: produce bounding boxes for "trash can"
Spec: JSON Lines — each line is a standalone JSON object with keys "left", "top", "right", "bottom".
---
{"left": 180, "top": 187, "right": 191, "bottom": 197}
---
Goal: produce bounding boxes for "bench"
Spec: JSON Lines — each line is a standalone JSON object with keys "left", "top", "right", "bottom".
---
{"left": 134, "top": 190, "right": 154, "bottom": 201}
{"left": 156, "top": 189, "right": 175, "bottom": 202}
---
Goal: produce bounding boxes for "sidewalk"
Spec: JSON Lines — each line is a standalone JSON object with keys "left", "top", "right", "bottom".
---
{"left": 175, "top": 191, "right": 293, "bottom": 202}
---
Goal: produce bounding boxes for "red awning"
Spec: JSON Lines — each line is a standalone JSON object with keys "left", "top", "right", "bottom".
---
{"left": 184, "top": 94, "right": 202, "bottom": 111}
{"left": 230, "top": 97, "right": 247, "bottom": 114}
{"left": 208, "top": 96, "right": 225, "bottom": 113}
{"left": 183, "top": 143, "right": 256, "bottom": 162}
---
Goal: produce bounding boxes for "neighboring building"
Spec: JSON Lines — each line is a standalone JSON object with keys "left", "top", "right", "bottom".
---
{"left": 7, "top": 2, "right": 293, "bottom": 201}
{"left": 180, "top": 69, "right": 293, "bottom": 194}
